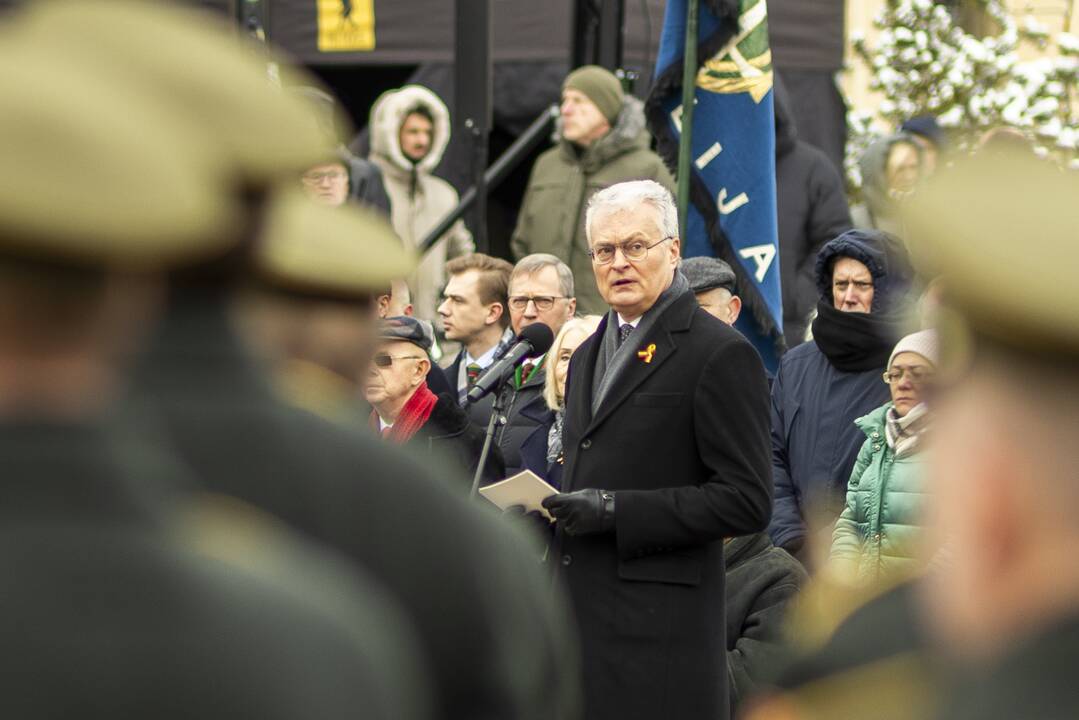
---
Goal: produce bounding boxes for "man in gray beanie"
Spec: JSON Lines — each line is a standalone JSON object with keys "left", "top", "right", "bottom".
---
{"left": 512, "top": 65, "right": 674, "bottom": 315}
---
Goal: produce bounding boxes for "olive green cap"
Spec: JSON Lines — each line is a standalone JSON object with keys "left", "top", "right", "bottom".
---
{"left": 10, "top": 0, "right": 344, "bottom": 186}
{"left": 0, "top": 53, "right": 239, "bottom": 268}
{"left": 903, "top": 151, "right": 1079, "bottom": 358}
{"left": 256, "top": 190, "right": 415, "bottom": 300}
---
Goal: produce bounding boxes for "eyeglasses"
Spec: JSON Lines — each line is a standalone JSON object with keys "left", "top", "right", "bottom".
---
{"left": 508, "top": 295, "right": 567, "bottom": 311}
{"left": 373, "top": 353, "right": 425, "bottom": 368}
{"left": 301, "top": 169, "right": 347, "bottom": 185}
{"left": 588, "top": 236, "right": 672, "bottom": 265}
{"left": 883, "top": 366, "right": 934, "bottom": 384}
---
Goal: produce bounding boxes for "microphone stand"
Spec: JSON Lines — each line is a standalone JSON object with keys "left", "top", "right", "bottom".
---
{"left": 468, "top": 367, "right": 513, "bottom": 498}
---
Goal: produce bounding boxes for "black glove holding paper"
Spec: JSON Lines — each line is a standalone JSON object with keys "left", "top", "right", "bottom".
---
{"left": 541, "top": 489, "right": 615, "bottom": 536}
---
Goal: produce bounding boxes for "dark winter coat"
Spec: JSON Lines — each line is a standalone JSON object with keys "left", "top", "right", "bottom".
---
{"left": 0, "top": 420, "right": 427, "bottom": 720}
{"left": 131, "top": 294, "right": 581, "bottom": 720}
{"left": 768, "top": 231, "right": 907, "bottom": 552}
{"left": 411, "top": 392, "right": 505, "bottom": 489}
{"left": 725, "top": 533, "right": 807, "bottom": 713}
{"left": 346, "top": 152, "right": 393, "bottom": 216}
{"left": 518, "top": 414, "right": 563, "bottom": 488}
{"left": 774, "top": 77, "right": 852, "bottom": 347}
{"left": 511, "top": 96, "right": 675, "bottom": 315}
{"left": 554, "top": 290, "right": 772, "bottom": 720}
{"left": 493, "top": 361, "right": 554, "bottom": 477}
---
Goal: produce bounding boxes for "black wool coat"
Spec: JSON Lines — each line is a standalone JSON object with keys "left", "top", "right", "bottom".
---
{"left": 774, "top": 75, "right": 852, "bottom": 348}
{"left": 411, "top": 392, "right": 505, "bottom": 490}
{"left": 494, "top": 368, "right": 554, "bottom": 477}
{"left": 554, "top": 291, "right": 773, "bottom": 720}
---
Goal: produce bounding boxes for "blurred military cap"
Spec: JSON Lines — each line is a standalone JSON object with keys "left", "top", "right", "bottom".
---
{"left": 904, "top": 150, "right": 1079, "bottom": 357}
{"left": 681, "top": 256, "right": 737, "bottom": 294}
{"left": 9, "top": 0, "right": 344, "bottom": 186}
{"left": 378, "top": 316, "right": 434, "bottom": 354}
{"left": 256, "top": 189, "right": 415, "bottom": 300}
{"left": 0, "top": 53, "right": 238, "bottom": 268}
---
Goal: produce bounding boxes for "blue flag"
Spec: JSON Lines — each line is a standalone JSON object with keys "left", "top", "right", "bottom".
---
{"left": 646, "top": 0, "right": 784, "bottom": 371}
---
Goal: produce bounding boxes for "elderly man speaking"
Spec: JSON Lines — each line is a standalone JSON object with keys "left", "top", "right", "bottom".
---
{"left": 542, "top": 180, "right": 772, "bottom": 720}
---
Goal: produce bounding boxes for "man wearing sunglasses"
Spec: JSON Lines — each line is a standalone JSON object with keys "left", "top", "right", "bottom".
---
{"left": 366, "top": 316, "right": 502, "bottom": 488}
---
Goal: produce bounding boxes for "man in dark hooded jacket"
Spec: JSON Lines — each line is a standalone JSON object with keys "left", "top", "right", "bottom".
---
{"left": 774, "top": 75, "right": 852, "bottom": 348}
{"left": 768, "top": 229, "right": 912, "bottom": 563}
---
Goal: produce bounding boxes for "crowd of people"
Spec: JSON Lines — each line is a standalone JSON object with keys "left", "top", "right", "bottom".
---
{"left": 3, "top": 2, "right": 1078, "bottom": 720}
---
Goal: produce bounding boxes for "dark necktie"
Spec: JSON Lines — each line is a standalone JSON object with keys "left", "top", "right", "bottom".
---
{"left": 466, "top": 362, "right": 482, "bottom": 387}
{"left": 618, "top": 323, "right": 634, "bottom": 346}
{"left": 520, "top": 361, "right": 535, "bottom": 384}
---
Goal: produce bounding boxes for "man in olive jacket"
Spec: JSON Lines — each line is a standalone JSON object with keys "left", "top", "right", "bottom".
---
{"left": 512, "top": 65, "right": 674, "bottom": 315}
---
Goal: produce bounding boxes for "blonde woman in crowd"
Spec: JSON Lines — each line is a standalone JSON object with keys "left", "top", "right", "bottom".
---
{"left": 519, "top": 315, "right": 601, "bottom": 488}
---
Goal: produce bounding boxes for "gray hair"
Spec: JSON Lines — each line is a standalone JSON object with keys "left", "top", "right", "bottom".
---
{"left": 584, "top": 179, "right": 679, "bottom": 245}
{"left": 510, "top": 253, "right": 575, "bottom": 298}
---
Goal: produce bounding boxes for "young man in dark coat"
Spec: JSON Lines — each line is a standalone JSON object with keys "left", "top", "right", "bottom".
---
{"left": 768, "top": 229, "right": 912, "bottom": 564}
{"left": 366, "top": 316, "right": 504, "bottom": 488}
{"left": 774, "top": 74, "right": 853, "bottom": 347}
{"left": 543, "top": 180, "right": 772, "bottom": 720}
{"left": 724, "top": 534, "right": 808, "bottom": 714}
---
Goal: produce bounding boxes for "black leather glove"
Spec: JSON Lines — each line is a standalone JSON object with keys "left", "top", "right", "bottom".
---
{"left": 541, "top": 489, "right": 615, "bottom": 536}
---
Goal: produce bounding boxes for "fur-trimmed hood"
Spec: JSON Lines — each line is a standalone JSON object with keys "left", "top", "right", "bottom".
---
{"left": 556, "top": 95, "right": 651, "bottom": 173}
{"left": 369, "top": 85, "right": 452, "bottom": 176}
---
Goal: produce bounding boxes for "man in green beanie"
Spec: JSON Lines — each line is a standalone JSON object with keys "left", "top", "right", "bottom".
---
{"left": 512, "top": 65, "right": 674, "bottom": 315}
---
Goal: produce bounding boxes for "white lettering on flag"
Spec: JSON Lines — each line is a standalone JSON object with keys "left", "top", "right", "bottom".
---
{"left": 739, "top": 244, "right": 777, "bottom": 283}
{"left": 696, "top": 142, "right": 723, "bottom": 169}
{"left": 718, "top": 188, "right": 750, "bottom": 215}
{"left": 670, "top": 105, "right": 683, "bottom": 133}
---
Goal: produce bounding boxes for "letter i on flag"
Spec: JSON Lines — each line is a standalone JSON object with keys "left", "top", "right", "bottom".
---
{"left": 646, "top": 0, "right": 784, "bottom": 371}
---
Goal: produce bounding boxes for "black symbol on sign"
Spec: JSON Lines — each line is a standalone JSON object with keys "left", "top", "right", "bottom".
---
{"left": 337, "top": 0, "right": 361, "bottom": 27}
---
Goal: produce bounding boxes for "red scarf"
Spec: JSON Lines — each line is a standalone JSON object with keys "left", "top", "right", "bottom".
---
{"left": 370, "top": 381, "right": 438, "bottom": 444}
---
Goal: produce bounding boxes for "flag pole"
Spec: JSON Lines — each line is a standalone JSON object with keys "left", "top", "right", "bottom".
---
{"left": 676, "top": 0, "right": 699, "bottom": 237}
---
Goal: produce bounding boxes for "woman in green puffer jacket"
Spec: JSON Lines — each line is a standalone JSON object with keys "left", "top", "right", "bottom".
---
{"left": 830, "top": 329, "right": 938, "bottom": 585}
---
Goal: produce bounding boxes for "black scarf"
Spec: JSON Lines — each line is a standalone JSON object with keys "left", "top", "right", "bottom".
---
{"left": 811, "top": 300, "right": 900, "bottom": 372}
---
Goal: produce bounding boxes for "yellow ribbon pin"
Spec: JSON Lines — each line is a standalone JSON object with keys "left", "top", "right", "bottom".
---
{"left": 637, "top": 343, "right": 657, "bottom": 364}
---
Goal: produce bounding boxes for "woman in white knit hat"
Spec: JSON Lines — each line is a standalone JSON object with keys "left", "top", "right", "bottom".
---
{"left": 829, "top": 329, "right": 939, "bottom": 585}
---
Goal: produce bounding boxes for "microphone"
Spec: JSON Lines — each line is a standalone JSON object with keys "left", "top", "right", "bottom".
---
{"left": 466, "top": 322, "right": 554, "bottom": 404}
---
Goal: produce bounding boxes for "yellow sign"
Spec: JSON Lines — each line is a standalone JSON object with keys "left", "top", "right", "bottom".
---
{"left": 316, "top": 0, "right": 375, "bottom": 53}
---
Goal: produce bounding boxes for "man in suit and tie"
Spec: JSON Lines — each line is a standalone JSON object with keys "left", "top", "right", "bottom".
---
{"left": 542, "top": 180, "right": 773, "bottom": 720}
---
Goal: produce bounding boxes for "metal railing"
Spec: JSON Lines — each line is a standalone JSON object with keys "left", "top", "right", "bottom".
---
{"left": 418, "top": 105, "right": 558, "bottom": 255}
